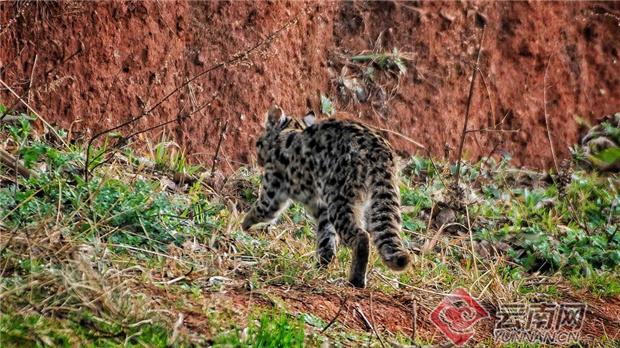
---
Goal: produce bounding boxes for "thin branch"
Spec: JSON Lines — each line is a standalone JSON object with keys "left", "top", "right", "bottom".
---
{"left": 0, "top": 148, "right": 34, "bottom": 179}
{"left": 27, "top": 54, "right": 38, "bottom": 105}
{"left": 86, "top": 112, "right": 189, "bottom": 176}
{"left": 543, "top": 53, "right": 559, "bottom": 173}
{"left": 354, "top": 304, "right": 373, "bottom": 332}
{"left": 453, "top": 24, "right": 486, "bottom": 192}
{"left": 125, "top": 112, "right": 191, "bottom": 141}
{"left": 85, "top": 88, "right": 220, "bottom": 180}
{"left": 371, "top": 126, "right": 426, "bottom": 150}
{"left": 368, "top": 292, "right": 386, "bottom": 348}
{"left": 321, "top": 295, "right": 347, "bottom": 333}
{"left": 210, "top": 121, "right": 229, "bottom": 177}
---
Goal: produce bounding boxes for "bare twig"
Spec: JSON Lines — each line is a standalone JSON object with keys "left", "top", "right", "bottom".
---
{"left": 86, "top": 111, "right": 192, "bottom": 175}
{"left": 354, "top": 304, "right": 373, "bottom": 332}
{"left": 371, "top": 126, "right": 426, "bottom": 150}
{"left": 125, "top": 112, "right": 191, "bottom": 141}
{"left": 169, "top": 313, "right": 184, "bottom": 346}
{"left": 411, "top": 299, "right": 417, "bottom": 341}
{"left": 321, "top": 295, "right": 347, "bottom": 333}
{"left": 453, "top": 25, "right": 486, "bottom": 193}
{"left": 85, "top": 90, "right": 218, "bottom": 180}
{"left": 543, "top": 53, "right": 559, "bottom": 173}
{"left": 210, "top": 121, "right": 229, "bottom": 177}
{"left": 27, "top": 54, "right": 38, "bottom": 105}
{"left": 0, "top": 148, "right": 34, "bottom": 178}
{"left": 369, "top": 293, "right": 386, "bottom": 348}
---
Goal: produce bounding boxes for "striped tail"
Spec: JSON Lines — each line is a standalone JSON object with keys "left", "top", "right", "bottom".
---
{"left": 366, "top": 168, "right": 411, "bottom": 271}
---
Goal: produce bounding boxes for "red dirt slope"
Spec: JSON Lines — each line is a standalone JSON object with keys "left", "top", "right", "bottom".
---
{"left": 1, "top": 1, "right": 619, "bottom": 171}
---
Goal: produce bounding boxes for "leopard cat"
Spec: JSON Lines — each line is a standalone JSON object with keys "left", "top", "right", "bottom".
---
{"left": 242, "top": 106, "right": 411, "bottom": 288}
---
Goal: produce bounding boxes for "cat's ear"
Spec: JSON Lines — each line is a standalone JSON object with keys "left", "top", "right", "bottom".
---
{"left": 265, "top": 106, "right": 284, "bottom": 129}
{"left": 302, "top": 111, "right": 315, "bottom": 127}
{"left": 266, "top": 106, "right": 293, "bottom": 130}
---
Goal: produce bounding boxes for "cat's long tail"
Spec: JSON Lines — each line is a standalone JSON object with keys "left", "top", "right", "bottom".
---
{"left": 366, "top": 166, "right": 411, "bottom": 271}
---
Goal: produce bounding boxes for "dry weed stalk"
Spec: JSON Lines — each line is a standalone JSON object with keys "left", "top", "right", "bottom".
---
{"left": 543, "top": 53, "right": 560, "bottom": 173}
{"left": 453, "top": 23, "right": 486, "bottom": 197}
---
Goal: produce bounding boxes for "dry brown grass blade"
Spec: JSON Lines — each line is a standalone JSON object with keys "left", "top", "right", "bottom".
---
{"left": 372, "top": 126, "right": 426, "bottom": 150}
{"left": 0, "top": 78, "right": 69, "bottom": 149}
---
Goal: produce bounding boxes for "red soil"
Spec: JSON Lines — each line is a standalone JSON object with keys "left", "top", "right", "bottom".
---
{"left": 1, "top": 1, "right": 619, "bottom": 171}
{"left": 141, "top": 280, "right": 620, "bottom": 345}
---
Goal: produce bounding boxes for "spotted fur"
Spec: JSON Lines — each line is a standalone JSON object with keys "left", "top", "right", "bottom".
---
{"left": 242, "top": 106, "right": 411, "bottom": 288}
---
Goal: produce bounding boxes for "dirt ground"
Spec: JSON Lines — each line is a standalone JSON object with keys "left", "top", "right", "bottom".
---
{"left": 1, "top": 1, "right": 620, "bottom": 171}
{"left": 139, "top": 279, "right": 620, "bottom": 345}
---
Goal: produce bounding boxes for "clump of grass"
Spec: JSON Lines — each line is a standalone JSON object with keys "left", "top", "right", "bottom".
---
{"left": 320, "top": 94, "right": 335, "bottom": 117}
{"left": 351, "top": 47, "right": 410, "bottom": 76}
{"left": 213, "top": 311, "right": 305, "bottom": 347}
{"left": 0, "top": 311, "right": 173, "bottom": 347}
{"left": 147, "top": 133, "right": 202, "bottom": 177}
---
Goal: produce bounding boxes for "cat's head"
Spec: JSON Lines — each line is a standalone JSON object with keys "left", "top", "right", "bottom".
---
{"left": 255, "top": 106, "right": 309, "bottom": 167}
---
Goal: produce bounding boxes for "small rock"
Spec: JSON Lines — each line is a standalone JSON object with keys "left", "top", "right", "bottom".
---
{"left": 342, "top": 77, "right": 367, "bottom": 103}
{"left": 208, "top": 276, "right": 233, "bottom": 287}
{"left": 535, "top": 198, "right": 556, "bottom": 210}
{"left": 435, "top": 207, "right": 456, "bottom": 228}
{"left": 440, "top": 9, "right": 455, "bottom": 23}
{"left": 194, "top": 50, "right": 207, "bottom": 66}
{"left": 160, "top": 177, "right": 177, "bottom": 191}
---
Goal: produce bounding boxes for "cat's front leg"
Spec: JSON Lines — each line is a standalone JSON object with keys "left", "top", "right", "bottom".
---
{"left": 242, "top": 171, "right": 289, "bottom": 230}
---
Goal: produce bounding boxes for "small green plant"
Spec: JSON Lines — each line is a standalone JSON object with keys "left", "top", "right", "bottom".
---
{"left": 152, "top": 139, "right": 201, "bottom": 176}
{"left": 320, "top": 94, "right": 335, "bottom": 117}
{"left": 5, "top": 114, "right": 34, "bottom": 145}
{"left": 214, "top": 311, "right": 305, "bottom": 347}
{"left": 351, "top": 48, "right": 409, "bottom": 75}
{"left": 0, "top": 311, "right": 173, "bottom": 347}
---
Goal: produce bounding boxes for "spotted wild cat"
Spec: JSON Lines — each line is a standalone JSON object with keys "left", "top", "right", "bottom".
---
{"left": 242, "top": 107, "right": 411, "bottom": 288}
